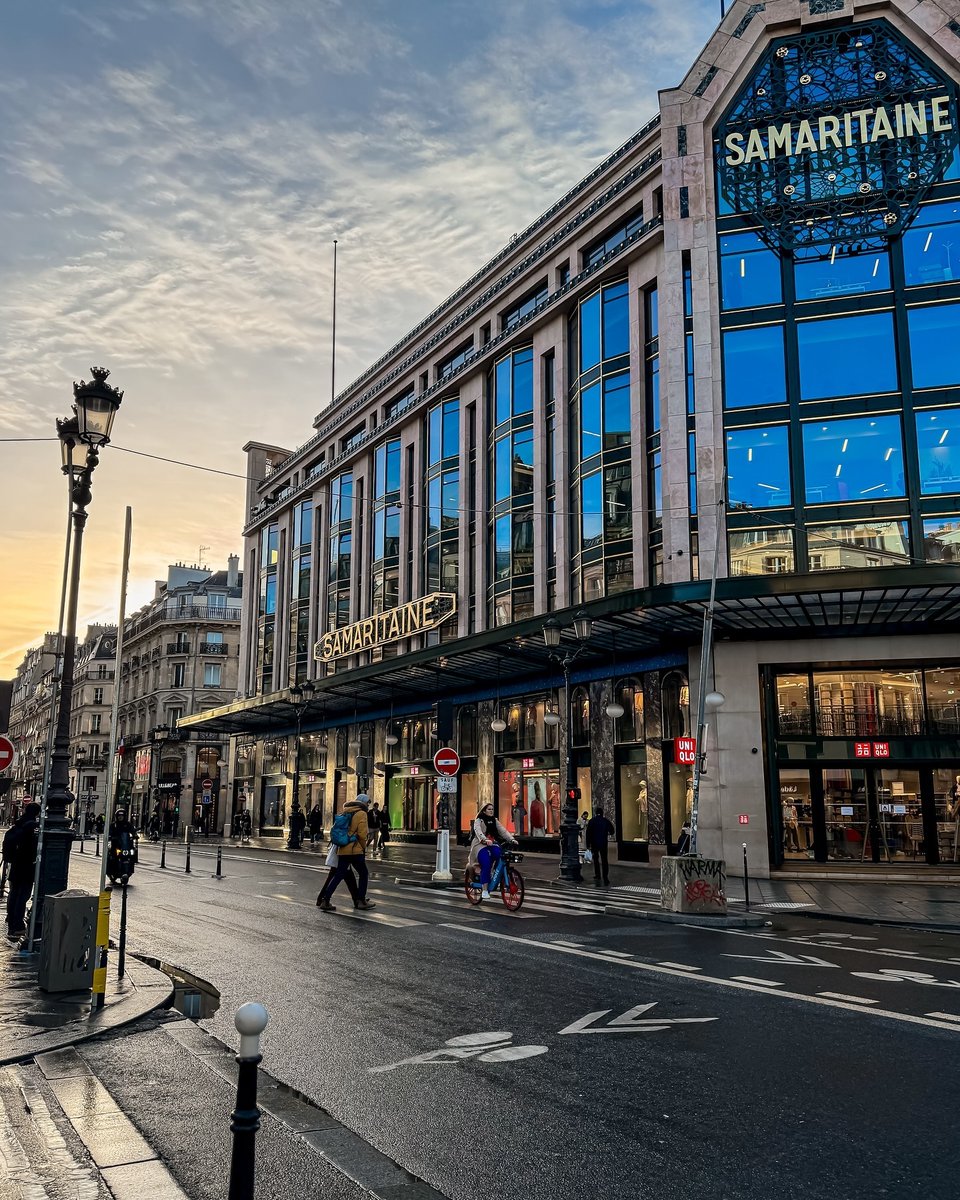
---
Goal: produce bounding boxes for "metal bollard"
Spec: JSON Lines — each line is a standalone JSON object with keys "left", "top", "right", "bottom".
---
{"left": 215, "top": 846, "right": 223, "bottom": 878}
{"left": 185, "top": 841, "right": 191, "bottom": 874}
{"left": 95, "top": 834, "right": 100, "bottom": 858}
{"left": 228, "top": 1003, "right": 269, "bottom": 1200}
{"left": 742, "top": 842, "right": 751, "bottom": 912}
{"left": 118, "top": 878, "right": 129, "bottom": 980}
{"left": 160, "top": 840, "right": 167, "bottom": 868}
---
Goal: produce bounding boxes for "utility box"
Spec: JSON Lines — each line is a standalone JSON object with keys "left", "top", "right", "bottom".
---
{"left": 661, "top": 856, "right": 728, "bottom": 916}
{"left": 38, "top": 890, "right": 97, "bottom": 993}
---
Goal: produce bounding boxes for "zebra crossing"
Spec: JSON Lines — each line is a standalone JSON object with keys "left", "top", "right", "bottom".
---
{"left": 319, "top": 880, "right": 661, "bottom": 929}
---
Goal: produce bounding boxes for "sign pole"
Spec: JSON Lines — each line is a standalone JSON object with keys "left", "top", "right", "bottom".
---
{"left": 432, "top": 747, "right": 459, "bottom": 883}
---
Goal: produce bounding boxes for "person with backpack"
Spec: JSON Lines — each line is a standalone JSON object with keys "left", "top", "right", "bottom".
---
{"left": 3, "top": 801, "right": 40, "bottom": 939}
{"left": 316, "top": 794, "right": 376, "bottom": 912}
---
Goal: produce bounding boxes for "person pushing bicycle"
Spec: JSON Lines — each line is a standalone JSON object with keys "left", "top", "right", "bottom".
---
{"left": 469, "top": 802, "right": 518, "bottom": 900}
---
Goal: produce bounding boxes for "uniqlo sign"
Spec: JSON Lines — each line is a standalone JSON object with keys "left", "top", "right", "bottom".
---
{"left": 855, "top": 742, "right": 890, "bottom": 759}
{"left": 675, "top": 737, "right": 697, "bottom": 766}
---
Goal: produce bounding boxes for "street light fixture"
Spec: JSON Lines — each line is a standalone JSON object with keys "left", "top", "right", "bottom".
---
{"left": 541, "top": 611, "right": 594, "bottom": 883}
{"left": 33, "top": 367, "right": 123, "bottom": 945}
{"left": 287, "top": 681, "right": 316, "bottom": 849}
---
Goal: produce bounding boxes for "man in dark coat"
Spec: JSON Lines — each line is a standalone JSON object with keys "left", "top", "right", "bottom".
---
{"left": 2, "top": 802, "right": 40, "bottom": 937}
{"left": 585, "top": 805, "right": 616, "bottom": 887}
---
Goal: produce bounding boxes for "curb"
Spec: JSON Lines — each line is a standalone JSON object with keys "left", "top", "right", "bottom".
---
{"left": 789, "top": 907, "right": 960, "bottom": 934}
{"left": 604, "top": 905, "right": 768, "bottom": 928}
{"left": 395, "top": 876, "right": 460, "bottom": 891}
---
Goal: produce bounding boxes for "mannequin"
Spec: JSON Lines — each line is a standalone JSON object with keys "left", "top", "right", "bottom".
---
{"left": 635, "top": 779, "right": 648, "bottom": 841}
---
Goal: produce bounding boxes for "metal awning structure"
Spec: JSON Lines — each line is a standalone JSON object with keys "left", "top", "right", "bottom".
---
{"left": 178, "top": 566, "right": 960, "bottom": 737}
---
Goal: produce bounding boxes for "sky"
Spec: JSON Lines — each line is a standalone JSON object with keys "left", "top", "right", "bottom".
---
{"left": 0, "top": 0, "right": 721, "bottom": 678}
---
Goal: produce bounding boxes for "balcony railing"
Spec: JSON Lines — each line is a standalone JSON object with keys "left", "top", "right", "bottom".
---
{"left": 166, "top": 642, "right": 191, "bottom": 655}
{"left": 199, "top": 642, "right": 228, "bottom": 655}
{"left": 778, "top": 706, "right": 929, "bottom": 739}
{"left": 126, "top": 605, "right": 242, "bottom": 640}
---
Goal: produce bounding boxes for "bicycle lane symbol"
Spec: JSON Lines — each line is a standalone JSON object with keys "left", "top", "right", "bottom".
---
{"left": 370, "top": 1032, "right": 548, "bottom": 1074}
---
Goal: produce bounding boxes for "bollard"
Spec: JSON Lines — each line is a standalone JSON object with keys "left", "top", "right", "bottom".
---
{"left": 0, "top": 861, "right": 6, "bottom": 899}
{"left": 118, "top": 878, "right": 129, "bottom": 980}
{"left": 215, "top": 846, "right": 223, "bottom": 878}
{"left": 160, "top": 840, "right": 166, "bottom": 868}
{"left": 228, "top": 1003, "right": 270, "bottom": 1200}
{"left": 742, "top": 842, "right": 751, "bottom": 912}
{"left": 95, "top": 834, "right": 100, "bottom": 858}
{"left": 185, "top": 841, "right": 191, "bottom": 874}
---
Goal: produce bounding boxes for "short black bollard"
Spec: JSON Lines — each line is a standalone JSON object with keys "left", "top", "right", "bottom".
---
{"left": 742, "top": 842, "right": 751, "bottom": 912}
{"left": 229, "top": 1003, "right": 269, "bottom": 1200}
{"left": 160, "top": 840, "right": 166, "bottom": 868}
{"left": 0, "top": 862, "right": 6, "bottom": 899}
{"left": 185, "top": 841, "right": 191, "bottom": 874}
{"left": 118, "top": 878, "right": 129, "bottom": 980}
{"left": 215, "top": 846, "right": 223, "bottom": 878}
{"left": 95, "top": 834, "right": 100, "bottom": 858}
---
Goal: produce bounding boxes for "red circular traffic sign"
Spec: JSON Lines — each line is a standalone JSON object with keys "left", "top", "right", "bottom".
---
{"left": 0, "top": 735, "right": 16, "bottom": 773}
{"left": 433, "top": 748, "right": 461, "bottom": 777}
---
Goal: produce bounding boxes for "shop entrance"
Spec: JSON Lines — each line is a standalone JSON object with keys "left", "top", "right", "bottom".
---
{"left": 387, "top": 774, "right": 432, "bottom": 832}
{"left": 778, "top": 764, "right": 960, "bottom": 865}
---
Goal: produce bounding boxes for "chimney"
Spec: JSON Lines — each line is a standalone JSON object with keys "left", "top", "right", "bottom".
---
{"left": 227, "top": 554, "right": 240, "bottom": 588}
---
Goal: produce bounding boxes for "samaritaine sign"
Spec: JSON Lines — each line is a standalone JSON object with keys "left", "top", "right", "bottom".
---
{"left": 714, "top": 20, "right": 960, "bottom": 251}
{"left": 315, "top": 592, "right": 456, "bottom": 662}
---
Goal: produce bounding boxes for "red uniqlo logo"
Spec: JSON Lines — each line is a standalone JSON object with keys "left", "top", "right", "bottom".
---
{"left": 675, "top": 737, "right": 697, "bottom": 766}
{"left": 738, "top": 814, "right": 749, "bottom": 825}
{"left": 854, "top": 742, "right": 872, "bottom": 758}
{"left": 872, "top": 742, "right": 890, "bottom": 758}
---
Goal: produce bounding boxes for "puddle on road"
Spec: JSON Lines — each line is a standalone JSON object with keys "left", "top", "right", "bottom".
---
{"left": 135, "top": 955, "right": 221, "bottom": 1019}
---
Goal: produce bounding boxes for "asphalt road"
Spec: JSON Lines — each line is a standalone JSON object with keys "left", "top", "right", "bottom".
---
{"left": 67, "top": 843, "right": 960, "bottom": 1200}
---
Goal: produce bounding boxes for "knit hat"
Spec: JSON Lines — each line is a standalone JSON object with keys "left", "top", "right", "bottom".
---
{"left": 477, "top": 800, "right": 493, "bottom": 814}
{"left": 354, "top": 793, "right": 370, "bottom": 808}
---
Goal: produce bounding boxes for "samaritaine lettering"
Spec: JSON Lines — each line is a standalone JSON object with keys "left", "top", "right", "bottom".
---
{"left": 724, "top": 95, "right": 953, "bottom": 166}
{"left": 315, "top": 593, "right": 455, "bottom": 662}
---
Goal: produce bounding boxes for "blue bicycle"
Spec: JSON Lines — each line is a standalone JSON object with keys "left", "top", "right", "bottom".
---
{"left": 464, "top": 849, "right": 525, "bottom": 911}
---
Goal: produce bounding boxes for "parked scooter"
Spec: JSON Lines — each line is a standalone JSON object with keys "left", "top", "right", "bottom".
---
{"left": 107, "top": 809, "right": 137, "bottom": 885}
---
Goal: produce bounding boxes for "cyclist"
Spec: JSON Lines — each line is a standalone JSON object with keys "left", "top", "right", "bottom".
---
{"left": 469, "top": 802, "right": 518, "bottom": 899}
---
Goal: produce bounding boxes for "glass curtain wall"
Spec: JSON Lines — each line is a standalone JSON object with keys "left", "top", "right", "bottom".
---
{"left": 288, "top": 500, "right": 312, "bottom": 684}
{"left": 569, "top": 279, "right": 634, "bottom": 601}
{"left": 256, "top": 523, "right": 278, "bottom": 693}
{"left": 426, "top": 400, "right": 460, "bottom": 642}
{"left": 644, "top": 286, "right": 663, "bottom": 583}
{"left": 489, "top": 347, "right": 535, "bottom": 625}
{"left": 373, "top": 439, "right": 401, "bottom": 657}
{"left": 327, "top": 474, "right": 353, "bottom": 636}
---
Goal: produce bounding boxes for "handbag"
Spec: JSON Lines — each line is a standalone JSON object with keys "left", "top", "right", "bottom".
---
{"left": 324, "top": 844, "right": 339, "bottom": 867}
{"left": 582, "top": 849, "right": 594, "bottom": 864}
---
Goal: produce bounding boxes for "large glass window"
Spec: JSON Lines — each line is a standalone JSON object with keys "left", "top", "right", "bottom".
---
{"left": 728, "top": 528, "right": 795, "bottom": 576}
{"left": 922, "top": 517, "right": 960, "bottom": 563}
{"left": 602, "top": 281, "right": 630, "bottom": 358}
{"left": 813, "top": 669, "right": 922, "bottom": 737}
{"left": 916, "top": 408, "right": 960, "bottom": 495}
{"left": 374, "top": 440, "right": 401, "bottom": 497}
{"left": 909, "top": 303, "right": 960, "bottom": 391}
{"left": 603, "top": 373, "right": 631, "bottom": 449}
{"left": 582, "top": 471, "right": 603, "bottom": 547}
{"left": 776, "top": 673, "right": 811, "bottom": 735}
{"left": 580, "top": 292, "right": 601, "bottom": 373}
{"left": 726, "top": 425, "right": 791, "bottom": 509}
{"left": 802, "top": 415, "right": 904, "bottom": 504}
{"left": 797, "top": 313, "right": 898, "bottom": 400}
{"left": 722, "top": 325, "right": 786, "bottom": 408}
{"left": 583, "top": 209, "right": 644, "bottom": 270}
{"left": 604, "top": 464, "right": 632, "bottom": 542}
{"left": 903, "top": 201, "right": 960, "bottom": 287}
{"left": 719, "top": 230, "right": 782, "bottom": 310}
{"left": 294, "top": 501, "right": 313, "bottom": 548}
{"left": 925, "top": 668, "right": 960, "bottom": 733}
{"left": 806, "top": 520, "right": 910, "bottom": 571}
{"left": 794, "top": 245, "right": 891, "bottom": 302}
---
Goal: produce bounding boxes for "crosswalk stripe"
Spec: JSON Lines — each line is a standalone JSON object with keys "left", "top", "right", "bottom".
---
{"left": 330, "top": 909, "right": 426, "bottom": 928}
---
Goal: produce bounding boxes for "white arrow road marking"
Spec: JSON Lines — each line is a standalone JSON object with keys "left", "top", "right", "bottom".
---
{"left": 558, "top": 1003, "right": 717, "bottom": 1035}
{"left": 722, "top": 949, "right": 840, "bottom": 968}
{"left": 850, "top": 969, "right": 960, "bottom": 989}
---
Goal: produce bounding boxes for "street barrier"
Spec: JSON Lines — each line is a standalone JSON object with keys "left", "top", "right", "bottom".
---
{"left": 229, "top": 1002, "right": 269, "bottom": 1200}
{"left": 117, "top": 878, "right": 129, "bottom": 980}
{"left": 215, "top": 846, "right": 223, "bottom": 878}
{"left": 185, "top": 841, "right": 191, "bottom": 874}
{"left": 160, "top": 840, "right": 166, "bottom": 868}
{"left": 743, "top": 842, "right": 751, "bottom": 911}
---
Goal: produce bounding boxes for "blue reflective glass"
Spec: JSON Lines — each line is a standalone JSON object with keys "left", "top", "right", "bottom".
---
{"left": 647, "top": 356, "right": 660, "bottom": 431}
{"left": 265, "top": 576, "right": 277, "bottom": 615}
{"left": 582, "top": 471, "right": 603, "bottom": 546}
{"left": 384, "top": 506, "right": 400, "bottom": 555}
{"left": 909, "top": 303, "right": 960, "bottom": 390}
{"left": 685, "top": 333, "right": 695, "bottom": 415}
{"left": 495, "top": 358, "right": 511, "bottom": 426}
{"left": 296, "top": 501, "right": 313, "bottom": 547}
{"left": 495, "top": 516, "right": 511, "bottom": 580}
{"left": 442, "top": 400, "right": 459, "bottom": 459}
{"left": 645, "top": 288, "right": 658, "bottom": 340}
{"left": 374, "top": 446, "right": 386, "bottom": 498}
{"left": 904, "top": 201, "right": 960, "bottom": 286}
{"left": 797, "top": 313, "right": 897, "bottom": 400}
{"left": 513, "top": 349, "right": 533, "bottom": 416}
{"left": 603, "top": 373, "right": 631, "bottom": 449}
{"left": 719, "top": 231, "right": 782, "bottom": 310}
{"left": 495, "top": 436, "right": 511, "bottom": 502}
{"left": 581, "top": 382, "right": 602, "bottom": 461}
{"left": 649, "top": 451, "right": 662, "bottom": 523}
{"left": 794, "top": 245, "right": 890, "bottom": 301}
{"left": 428, "top": 406, "right": 442, "bottom": 466}
{"left": 441, "top": 472, "right": 459, "bottom": 527}
{"left": 604, "top": 464, "right": 632, "bottom": 540}
{"left": 386, "top": 442, "right": 401, "bottom": 492}
{"left": 580, "top": 291, "right": 601, "bottom": 373}
{"left": 512, "top": 429, "right": 533, "bottom": 496}
{"left": 726, "top": 425, "right": 791, "bottom": 509}
{"left": 916, "top": 408, "right": 960, "bottom": 495}
{"left": 802, "top": 415, "right": 904, "bottom": 504}
{"left": 427, "top": 477, "right": 441, "bottom": 534}
{"left": 602, "top": 282, "right": 629, "bottom": 359}
{"left": 688, "top": 433, "right": 697, "bottom": 516}
{"left": 722, "top": 325, "right": 786, "bottom": 408}
{"left": 374, "top": 508, "right": 386, "bottom": 557}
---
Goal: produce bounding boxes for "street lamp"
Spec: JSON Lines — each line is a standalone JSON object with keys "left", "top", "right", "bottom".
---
{"left": 33, "top": 367, "right": 123, "bottom": 944}
{"left": 542, "top": 612, "right": 594, "bottom": 883}
{"left": 287, "top": 681, "right": 316, "bottom": 849}
{"left": 149, "top": 723, "right": 170, "bottom": 833}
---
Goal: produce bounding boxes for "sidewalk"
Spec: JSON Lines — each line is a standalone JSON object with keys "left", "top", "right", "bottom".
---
{"left": 177, "top": 834, "right": 960, "bottom": 930}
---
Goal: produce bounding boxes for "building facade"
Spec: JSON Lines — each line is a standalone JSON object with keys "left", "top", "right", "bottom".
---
{"left": 186, "top": 0, "right": 960, "bottom": 877}
{"left": 6, "top": 634, "right": 59, "bottom": 816}
{"left": 67, "top": 625, "right": 117, "bottom": 827}
{"left": 116, "top": 560, "right": 242, "bottom": 835}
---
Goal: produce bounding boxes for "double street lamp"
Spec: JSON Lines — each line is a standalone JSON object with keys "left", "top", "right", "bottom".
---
{"left": 287, "top": 681, "right": 316, "bottom": 849}
{"left": 34, "top": 367, "right": 123, "bottom": 942}
{"left": 542, "top": 612, "right": 594, "bottom": 883}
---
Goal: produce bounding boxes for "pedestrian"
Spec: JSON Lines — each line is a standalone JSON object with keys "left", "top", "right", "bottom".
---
{"left": 578, "top": 809, "right": 589, "bottom": 845}
{"left": 367, "top": 802, "right": 381, "bottom": 857}
{"left": 240, "top": 810, "right": 252, "bottom": 842}
{"left": 2, "top": 801, "right": 40, "bottom": 939}
{"left": 95, "top": 813, "right": 105, "bottom": 835}
{"left": 289, "top": 805, "right": 306, "bottom": 850}
{"left": 585, "top": 805, "right": 615, "bottom": 886}
{"left": 378, "top": 803, "right": 391, "bottom": 852}
{"left": 316, "top": 793, "right": 376, "bottom": 912}
{"left": 148, "top": 807, "right": 161, "bottom": 842}
{"left": 308, "top": 804, "right": 323, "bottom": 845}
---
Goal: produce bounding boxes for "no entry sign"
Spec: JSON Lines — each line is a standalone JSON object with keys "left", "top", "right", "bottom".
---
{"left": 433, "top": 747, "right": 461, "bottom": 777}
{"left": 0, "top": 735, "right": 16, "bottom": 772}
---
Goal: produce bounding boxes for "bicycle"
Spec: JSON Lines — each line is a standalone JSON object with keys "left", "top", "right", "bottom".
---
{"left": 464, "top": 847, "right": 525, "bottom": 912}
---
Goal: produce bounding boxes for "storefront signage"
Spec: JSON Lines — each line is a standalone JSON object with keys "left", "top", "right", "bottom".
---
{"left": 854, "top": 741, "right": 890, "bottom": 758}
{"left": 738, "top": 814, "right": 749, "bottom": 825}
{"left": 714, "top": 21, "right": 960, "bottom": 251}
{"left": 675, "top": 737, "right": 697, "bottom": 766}
{"left": 315, "top": 592, "right": 456, "bottom": 662}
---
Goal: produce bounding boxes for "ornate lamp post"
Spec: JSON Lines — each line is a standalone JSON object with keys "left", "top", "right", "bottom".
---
{"left": 542, "top": 612, "right": 594, "bottom": 883}
{"left": 287, "top": 681, "right": 316, "bottom": 849}
{"left": 33, "top": 368, "right": 123, "bottom": 943}
{"left": 149, "top": 723, "right": 170, "bottom": 832}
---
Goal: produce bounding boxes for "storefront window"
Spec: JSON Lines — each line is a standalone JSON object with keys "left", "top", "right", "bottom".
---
{"left": 661, "top": 672, "right": 690, "bottom": 739}
{"left": 793, "top": 245, "right": 890, "bottom": 302}
{"left": 388, "top": 773, "right": 431, "bottom": 831}
{"left": 613, "top": 680, "right": 644, "bottom": 743}
{"left": 619, "top": 763, "right": 648, "bottom": 842}
{"left": 798, "top": 312, "right": 898, "bottom": 400}
{"left": 498, "top": 768, "right": 561, "bottom": 836}
{"left": 729, "top": 528, "right": 795, "bottom": 576}
{"left": 458, "top": 706, "right": 478, "bottom": 757}
{"left": 908, "top": 303, "right": 960, "bottom": 391}
{"left": 802, "top": 415, "right": 905, "bottom": 504}
{"left": 571, "top": 687, "right": 590, "bottom": 747}
{"left": 722, "top": 325, "right": 786, "bottom": 408}
{"left": 924, "top": 668, "right": 960, "bottom": 733}
{"left": 916, "top": 408, "right": 960, "bottom": 494}
{"left": 813, "top": 670, "right": 923, "bottom": 737}
{"left": 806, "top": 520, "right": 910, "bottom": 570}
{"left": 726, "top": 424, "right": 791, "bottom": 510}
{"left": 667, "top": 762, "right": 692, "bottom": 846}
{"left": 779, "top": 768, "right": 814, "bottom": 861}
{"left": 776, "top": 674, "right": 811, "bottom": 735}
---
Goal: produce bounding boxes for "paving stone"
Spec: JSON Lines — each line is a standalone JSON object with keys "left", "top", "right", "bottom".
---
{"left": 102, "top": 1158, "right": 190, "bottom": 1199}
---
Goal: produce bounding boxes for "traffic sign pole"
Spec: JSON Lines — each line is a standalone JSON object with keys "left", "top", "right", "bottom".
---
{"left": 432, "top": 747, "right": 459, "bottom": 882}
